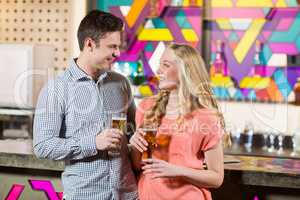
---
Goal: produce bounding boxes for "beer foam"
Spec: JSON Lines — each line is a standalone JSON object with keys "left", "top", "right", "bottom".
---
{"left": 142, "top": 128, "right": 157, "bottom": 132}
{"left": 112, "top": 117, "right": 126, "bottom": 120}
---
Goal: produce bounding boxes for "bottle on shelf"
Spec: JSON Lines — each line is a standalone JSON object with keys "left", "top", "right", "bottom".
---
{"left": 293, "top": 77, "right": 300, "bottom": 105}
{"left": 213, "top": 40, "right": 228, "bottom": 76}
{"left": 291, "top": 129, "right": 300, "bottom": 156}
{"left": 189, "top": 0, "right": 198, "bottom": 6}
{"left": 252, "top": 40, "right": 266, "bottom": 77}
{"left": 149, "top": 0, "right": 161, "bottom": 17}
{"left": 170, "top": 0, "right": 183, "bottom": 6}
{"left": 243, "top": 121, "right": 254, "bottom": 153}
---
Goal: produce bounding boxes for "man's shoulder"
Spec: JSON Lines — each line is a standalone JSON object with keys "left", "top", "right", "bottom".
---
{"left": 46, "top": 75, "right": 66, "bottom": 88}
{"left": 41, "top": 71, "right": 71, "bottom": 94}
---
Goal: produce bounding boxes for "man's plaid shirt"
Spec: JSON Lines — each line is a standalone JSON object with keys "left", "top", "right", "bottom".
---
{"left": 33, "top": 59, "right": 138, "bottom": 200}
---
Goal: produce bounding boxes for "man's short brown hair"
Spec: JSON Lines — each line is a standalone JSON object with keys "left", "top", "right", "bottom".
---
{"left": 77, "top": 10, "right": 124, "bottom": 51}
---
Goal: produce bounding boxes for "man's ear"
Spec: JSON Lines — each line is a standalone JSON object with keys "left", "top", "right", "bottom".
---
{"left": 84, "top": 37, "right": 96, "bottom": 52}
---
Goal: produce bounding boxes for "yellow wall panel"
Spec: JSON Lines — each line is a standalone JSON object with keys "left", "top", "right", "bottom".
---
{"left": 196, "top": 0, "right": 203, "bottom": 6}
{"left": 182, "top": 0, "right": 203, "bottom": 6}
{"left": 275, "top": 0, "right": 288, "bottom": 7}
{"left": 211, "top": 75, "right": 234, "bottom": 87}
{"left": 240, "top": 77, "right": 270, "bottom": 89}
{"left": 234, "top": 19, "right": 265, "bottom": 63}
{"left": 138, "top": 29, "right": 174, "bottom": 41}
{"left": 216, "top": 19, "right": 232, "bottom": 30}
{"left": 236, "top": 0, "right": 274, "bottom": 7}
{"left": 183, "top": 0, "right": 190, "bottom": 6}
{"left": 212, "top": 0, "right": 233, "bottom": 7}
{"left": 181, "top": 29, "right": 199, "bottom": 42}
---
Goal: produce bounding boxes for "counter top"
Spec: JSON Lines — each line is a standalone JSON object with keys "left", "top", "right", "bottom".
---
{"left": 225, "top": 147, "right": 300, "bottom": 160}
{"left": 0, "top": 139, "right": 64, "bottom": 171}
{"left": 224, "top": 155, "right": 300, "bottom": 175}
{"left": 0, "top": 152, "right": 64, "bottom": 171}
{"left": 0, "top": 139, "right": 300, "bottom": 188}
{"left": 223, "top": 155, "right": 300, "bottom": 189}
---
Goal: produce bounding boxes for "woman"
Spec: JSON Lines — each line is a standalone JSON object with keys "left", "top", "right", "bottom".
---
{"left": 130, "top": 43, "right": 227, "bottom": 200}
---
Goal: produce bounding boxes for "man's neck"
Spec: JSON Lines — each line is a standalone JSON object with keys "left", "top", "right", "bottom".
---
{"left": 76, "top": 54, "right": 103, "bottom": 80}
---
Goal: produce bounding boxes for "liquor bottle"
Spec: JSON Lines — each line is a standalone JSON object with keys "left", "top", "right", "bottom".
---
{"left": 252, "top": 40, "right": 266, "bottom": 77}
{"left": 171, "top": 0, "right": 183, "bottom": 6}
{"left": 189, "top": 0, "right": 197, "bottom": 6}
{"left": 294, "top": 77, "right": 300, "bottom": 105}
{"left": 213, "top": 40, "right": 228, "bottom": 76}
{"left": 149, "top": 0, "right": 160, "bottom": 17}
{"left": 243, "top": 121, "right": 254, "bottom": 153}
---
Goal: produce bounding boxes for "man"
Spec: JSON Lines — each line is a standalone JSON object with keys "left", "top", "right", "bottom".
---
{"left": 33, "top": 10, "right": 138, "bottom": 200}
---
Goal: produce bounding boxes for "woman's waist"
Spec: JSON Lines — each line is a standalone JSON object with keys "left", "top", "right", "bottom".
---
{"left": 138, "top": 175, "right": 209, "bottom": 199}
{"left": 151, "top": 152, "right": 204, "bottom": 169}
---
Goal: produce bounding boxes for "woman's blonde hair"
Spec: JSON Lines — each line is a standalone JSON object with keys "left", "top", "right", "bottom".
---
{"left": 142, "top": 43, "right": 231, "bottom": 147}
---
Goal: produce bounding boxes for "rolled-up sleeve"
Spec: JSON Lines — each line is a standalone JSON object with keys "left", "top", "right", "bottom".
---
{"left": 33, "top": 80, "right": 98, "bottom": 161}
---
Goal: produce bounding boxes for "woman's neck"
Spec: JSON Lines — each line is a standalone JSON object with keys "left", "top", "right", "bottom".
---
{"left": 165, "top": 90, "right": 180, "bottom": 117}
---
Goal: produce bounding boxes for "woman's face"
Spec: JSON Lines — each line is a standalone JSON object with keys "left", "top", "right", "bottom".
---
{"left": 157, "top": 48, "right": 179, "bottom": 90}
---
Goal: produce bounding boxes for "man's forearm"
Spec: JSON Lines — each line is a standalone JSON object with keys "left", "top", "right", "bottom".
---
{"left": 33, "top": 133, "right": 98, "bottom": 161}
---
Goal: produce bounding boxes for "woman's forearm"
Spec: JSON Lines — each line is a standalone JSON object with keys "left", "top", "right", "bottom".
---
{"left": 177, "top": 166, "right": 224, "bottom": 188}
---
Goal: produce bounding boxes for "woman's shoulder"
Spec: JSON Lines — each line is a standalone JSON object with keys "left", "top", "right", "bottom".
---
{"left": 135, "top": 96, "right": 157, "bottom": 126}
{"left": 136, "top": 96, "right": 157, "bottom": 114}
{"left": 138, "top": 96, "right": 156, "bottom": 108}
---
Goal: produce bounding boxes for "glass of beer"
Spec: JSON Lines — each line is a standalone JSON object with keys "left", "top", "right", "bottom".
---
{"left": 112, "top": 113, "right": 127, "bottom": 135}
{"left": 142, "top": 127, "right": 157, "bottom": 159}
{"left": 109, "top": 113, "right": 127, "bottom": 157}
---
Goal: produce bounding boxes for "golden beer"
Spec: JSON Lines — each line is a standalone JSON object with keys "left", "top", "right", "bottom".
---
{"left": 112, "top": 116, "right": 127, "bottom": 135}
{"left": 142, "top": 128, "right": 157, "bottom": 159}
{"left": 108, "top": 114, "right": 127, "bottom": 157}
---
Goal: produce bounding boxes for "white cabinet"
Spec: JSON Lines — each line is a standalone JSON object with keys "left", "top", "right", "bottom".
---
{"left": 0, "top": 44, "right": 54, "bottom": 108}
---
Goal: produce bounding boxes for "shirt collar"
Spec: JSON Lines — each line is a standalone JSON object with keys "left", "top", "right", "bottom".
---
{"left": 68, "top": 58, "right": 108, "bottom": 82}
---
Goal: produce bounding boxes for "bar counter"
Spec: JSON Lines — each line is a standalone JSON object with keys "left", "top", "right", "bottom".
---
{"left": 0, "top": 139, "right": 300, "bottom": 199}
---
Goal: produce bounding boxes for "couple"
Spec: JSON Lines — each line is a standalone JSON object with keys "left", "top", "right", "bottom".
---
{"left": 33, "top": 10, "right": 225, "bottom": 200}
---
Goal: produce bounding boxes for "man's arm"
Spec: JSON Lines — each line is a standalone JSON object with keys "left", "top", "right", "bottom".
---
{"left": 125, "top": 78, "right": 136, "bottom": 138}
{"left": 33, "top": 80, "right": 98, "bottom": 161}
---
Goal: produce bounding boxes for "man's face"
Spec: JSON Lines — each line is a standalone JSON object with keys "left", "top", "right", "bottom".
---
{"left": 89, "top": 31, "right": 121, "bottom": 70}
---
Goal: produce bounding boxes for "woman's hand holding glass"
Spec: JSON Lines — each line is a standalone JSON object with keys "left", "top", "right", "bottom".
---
{"left": 130, "top": 127, "right": 158, "bottom": 159}
{"left": 129, "top": 129, "right": 148, "bottom": 153}
{"left": 142, "top": 159, "right": 181, "bottom": 179}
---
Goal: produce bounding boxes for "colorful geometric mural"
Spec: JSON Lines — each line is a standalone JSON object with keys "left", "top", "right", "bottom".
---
{"left": 97, "top": 0, "right": 203, "bottom": 97}
{"left": 210, "top": 0, "right": 300, "bottom": 102}
{"left": 98, "top": 0, "right": 300, "bottom": 102}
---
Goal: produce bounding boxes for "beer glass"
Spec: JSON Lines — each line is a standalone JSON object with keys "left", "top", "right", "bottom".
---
{"left": 112, "top": 113, "right": 127, "bottom": 135}
{"left": 109, "top": 113, "right": 127, "bottom": 157}
{"left": 142, "top": 127, "right": 157, "bottom": 159}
